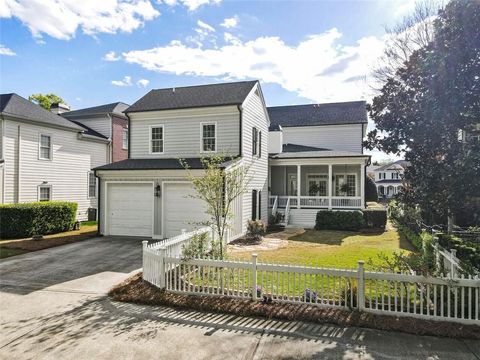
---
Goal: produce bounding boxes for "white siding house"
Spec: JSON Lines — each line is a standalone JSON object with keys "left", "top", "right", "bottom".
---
{"left": 373, "top": 160, "right": 409, "bottom": 199}
{"left": 95, "top": 81, "right": 269, "bottom": 240}
{"left": 0, "top": 93, "right": 110, "bottom": 221}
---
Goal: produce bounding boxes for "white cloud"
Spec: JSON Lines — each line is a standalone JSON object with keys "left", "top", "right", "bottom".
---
{"left": 223, "top": 32, "right": 240, "bottom": 45}
{"left": 220, "top": 16, "right": 238, "bottom": 29}
{"left": 137, "top": 78, "right": 150, "bottom": 87}
{"left": 111, "top": 76, "right": 133, "bottom": 86}
{"left": 121, "top": 28, "right": 385, "bottom": 103}
{"left": 103, "top": 51, "right": 121, "bottom": 61}
{"left": 197, "top": 20, "right": 215, "bottom": 32}
{"left": 0, "top": 44, "right": 16, "bottom": 56}
{"left": 161, "top": 0, "right": 221, "bottom": 11}
{"left": 1, "top": 0, "right": 160, "bottom": 40}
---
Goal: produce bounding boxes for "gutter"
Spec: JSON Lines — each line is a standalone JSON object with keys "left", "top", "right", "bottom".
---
{"left": 94, "top": 169, "right": 102, "bottom": 236}
{"left": 78, "top": 132, "right": 110, "bottom": 143}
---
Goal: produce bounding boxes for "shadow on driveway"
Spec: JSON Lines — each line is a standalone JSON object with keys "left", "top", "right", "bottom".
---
{"left": 0, "top": 236, "right": 145, "bottom": 295}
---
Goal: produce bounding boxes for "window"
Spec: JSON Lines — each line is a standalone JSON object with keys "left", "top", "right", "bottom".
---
{"left": 38, "top": 185, "right": 51, "bottom": 201}
{"left": 122, "top": 128, "right": 128, "bottom": 149}
{"left": 201, "top": 123, "right": 216, "bottom": 152}
{"left": 39, "top": 134, "right": 51, "bottom": 160}
{"left": 252, "top": 127, "right": 258, "bottom": 156}
{"left": 251, "top": 190, "right": 261, "bottom": 220}
{"left": 88, "top": 172, "right": 97, "bottom": 198}
{"left": 335, "top": 174, "right": 356, "bottom": 196}
{"left": 258, "top": 131, "right": 262, "bottom": 158}
{"left": 307, "top": 174, "right": 327, "bottom": 196}
{"left": 150, "top": 126, "right": 164, "bottom": 153}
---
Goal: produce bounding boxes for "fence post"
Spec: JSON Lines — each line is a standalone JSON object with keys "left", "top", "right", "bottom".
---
{"left": 450, "top": 249, "right": 457, "bottom": 278}
{"left": 357, "top": 261, "right": 365, "bottom": 311}
{"left": 142, "top": 240, "right": 148, "bottom": 280}
{"left": 252, "top": 253, "right": 258, "bottom": 300}
{"left": 159, "top": 246, "right": 166, "bottom": 289}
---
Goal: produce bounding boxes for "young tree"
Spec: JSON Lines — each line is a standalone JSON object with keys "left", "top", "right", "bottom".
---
{"left": 365, "top": 0, "right": 480, "bottom": 226}
{"left": 29, "top": 93, "right": 66, "bottom": 110}
{"left": 180, "top": 155, "right": 251, "bottom": 258}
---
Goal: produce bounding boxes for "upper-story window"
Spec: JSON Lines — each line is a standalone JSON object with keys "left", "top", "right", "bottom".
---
{"left": 201, "top": 122, "right": 216, "bottom": 152}
{"left": 38, "top": 185, "right": 51, "bottom": 201}
{"left": 122, "top": 128, "right": 128, "bottom": 150}
{"left": 252, "top": 127, "right": 258, "bottom": 156}
{"left": 150, "top": 125, "right": 164, "bottom": 154}
{"left": 39, "top": 134, "right": 52, "bottom": 160}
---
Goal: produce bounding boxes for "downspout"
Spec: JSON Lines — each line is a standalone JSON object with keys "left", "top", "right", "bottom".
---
{"left": 16, "top": 124, "right": 21, "bottom": 203}
{"left": 94, "top": 169, "right": 102, "bottom": 236}
{"left": 107, "top": 114, "right": 113, "bottom": 163}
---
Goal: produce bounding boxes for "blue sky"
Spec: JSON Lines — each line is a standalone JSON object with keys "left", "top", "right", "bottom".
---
{"left": 0, "top": 0, "right": 418, "bottom": 161}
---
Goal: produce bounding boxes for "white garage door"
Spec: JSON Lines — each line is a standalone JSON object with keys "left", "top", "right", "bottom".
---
{"left": 163, "top": 182, "right": 209, "bottom": 238}
{"left": 107, "top": 183, "right": 153, "bottom": 237}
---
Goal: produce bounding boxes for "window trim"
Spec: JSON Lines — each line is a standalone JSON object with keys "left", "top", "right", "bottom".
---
{"left": 334, "top": 173, "right": 357, "bottom": 197}
{"left": 88, "top": 171, "right": 97, "bottom": 198}
{"left": 200, "top": 121, "right": 217, "bottom": 153}
{"left": 37, "top": 185, "right": 52, "bottom": 202}
{"left": 149, "top": 125, "right": 164, "bottom": 154}
{"left": 122, "top": 128, "right": 128, "bottom": 150}
{"left": 38, "top": 133, "right": 52, "bottom": 161}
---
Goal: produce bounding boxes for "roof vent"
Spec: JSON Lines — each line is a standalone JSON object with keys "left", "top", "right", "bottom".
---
{"left": 172, "top": 87, "right": 175, "bottom": 93}
{"left": 50, "top": 103, "right": 70, "bottom": 115}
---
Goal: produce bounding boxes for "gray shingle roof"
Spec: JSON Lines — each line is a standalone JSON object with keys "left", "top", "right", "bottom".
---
{"left": 62, "top": 102, "right": 129, "bottom": 118}
{"left": 94, "top": 157, "right": 236, "bottom": 171}
{"left": 267, "top": 101, "right": 367, "bottom": 128}
{"left": 375, "top": 160, "right": 410, "bottom": 171}
{"left": 270, "top": 149, "right": 370, "bottom": 159}
{"left": 376, "top": 179, "right": 402, "bottom": 184}
{"left": 280, "top": 143, "right": 330, "bottom": 153}
{"left": 126, "top": 81, "right": 258, "bottom": 113}
{"left": 69, "top": 120, "right": 109, "bottom": 140}
{"left": 0, "top": 93, "right": 84, "bottom": 131}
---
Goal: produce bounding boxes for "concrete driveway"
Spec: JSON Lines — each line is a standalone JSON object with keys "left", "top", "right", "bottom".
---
{"left": 0, "top": 236, "right": 479, "bottom": 359}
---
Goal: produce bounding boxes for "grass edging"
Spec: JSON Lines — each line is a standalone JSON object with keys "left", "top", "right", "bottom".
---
{"left": 109, "top": 273, "right": 480, "bottom": 340}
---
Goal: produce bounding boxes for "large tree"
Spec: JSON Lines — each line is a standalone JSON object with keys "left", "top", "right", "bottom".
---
{"left": 29, "top": 93, "right": 66, "bottom": 110}
{"left": 365, "top": 0, "right": 480, "bottom": 225}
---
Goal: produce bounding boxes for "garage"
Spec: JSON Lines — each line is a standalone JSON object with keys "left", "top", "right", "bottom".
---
{"left": 162, "top": 182, "right": 209, "bottom": 238}
{"left": 106, "top": 182, "right": 153, "bottom": 237}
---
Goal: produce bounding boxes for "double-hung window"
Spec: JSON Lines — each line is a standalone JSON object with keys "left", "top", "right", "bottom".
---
{"left": 88, "top": 172, "right": 97, "bottom": 198}
{"left": 252, "top": 127, "right": 258, "bottom": 156}
{"left": 335, "top": 174, "right": 356, "bottom": 196}
{"left": 39, "top": 134, "right": 52, "bottom": 160}
{"left": 38, "top": 185, "right": 51, "bottom": 201}
{"left": 122, "top": 128, "right": 128, "bottom": 150}
{"left": 201, "top": 123, "right": 216, "bottom": 152}
{"left": 150, "top": 126, "right": 164, "bottom": 153}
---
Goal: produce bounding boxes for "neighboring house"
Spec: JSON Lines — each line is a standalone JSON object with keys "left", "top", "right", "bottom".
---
{"left": 0, "top": 93, "right": 110, "bottom": 220}
{"left": 60, "top": 102, "right": 130, "bottom": 162}
{"left": 94, "top": 81, "right": 269, "bottom": 239}
{"left": 266, "top": 102, "right": 371, "bottom": 227}
{"left": 373, "top": 160, "right": 409, "bottom": 199}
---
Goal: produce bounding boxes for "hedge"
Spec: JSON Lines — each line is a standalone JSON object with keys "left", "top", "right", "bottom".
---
{"left": 315, "top": 210, "right": 365, "bottom": 231}
{"left": 0, "top": 202, "right": 77, "bottom": 239}
{"left": 362, "top": 209, "right": 387, "bottom": 229}
{"left": 365, "top": 176, "right": 379, "bottom": 202}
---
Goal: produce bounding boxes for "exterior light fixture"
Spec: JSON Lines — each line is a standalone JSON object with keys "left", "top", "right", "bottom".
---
{"left": 155, "top": 184, "right": 161, "bottom": 197}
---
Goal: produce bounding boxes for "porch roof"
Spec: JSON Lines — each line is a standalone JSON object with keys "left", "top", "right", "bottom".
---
{"left": 269, "top": 148, "right": 370, "bottom": 159}
{"left": 94, "top": 157, "right": 237, "bottom": 171}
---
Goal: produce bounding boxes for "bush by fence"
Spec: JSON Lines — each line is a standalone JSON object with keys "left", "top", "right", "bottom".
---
{"left": 438, "top": 233, "right": 480, "bottom": 273}
{"left": 365, "top": 176, "right": 378, "bottom": 202}
{"left": 315, "top": 210, "right": 365, "bottom": 231}
{"left": 362, "top": 209, "right": 387, "bottom": 229}
{"left": 0, "top": 202, "right": 77, "bottom": 239}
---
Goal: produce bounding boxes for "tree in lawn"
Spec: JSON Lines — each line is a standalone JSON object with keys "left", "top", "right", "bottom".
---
{"left": 365, "top": 0, "right": 480, "bottom": 228}
{"left": 29, "top": 93, "right": 67, "bottom": 110}
{"left": 180, "top": 155, "right": 251, "bottom": 259}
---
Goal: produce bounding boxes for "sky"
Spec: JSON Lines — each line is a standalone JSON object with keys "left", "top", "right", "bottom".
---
{"left": 0, "top": 0, "right": 421, "bottom": 161}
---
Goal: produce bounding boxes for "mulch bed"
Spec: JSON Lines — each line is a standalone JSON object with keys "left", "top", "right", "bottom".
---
{"left": 0, "top": 231, "right": 97, "bottom": 252}
{"left": 109, "top": 273, "right": 480, "bottom": 340}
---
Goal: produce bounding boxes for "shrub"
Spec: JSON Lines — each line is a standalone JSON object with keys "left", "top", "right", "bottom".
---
{"left": 182, "top": 232, "right": 210, "bottom": 260}
{"left": 362, "top": 209, "right": 387, "bottom": 229}
{"left": 365, "top": 176, "right": 379, "bottom": 202}
{"left": 247, "top": 220, "right": 266, "bottom": 241}
{"left": 0, "top": 202, "right": 77, "bottom": 239}
{"left": 315, "top": 211, "right": 365, "bottom": 231}
{"left": 437, "top": 233, "right": 480, "bottom": 273}
{"left": 396, "top": 222, "right": 423, "bottom": 249}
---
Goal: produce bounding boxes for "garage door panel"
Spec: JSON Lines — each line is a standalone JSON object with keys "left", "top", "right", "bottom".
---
{"left": 164, "top": 183, "right": 209, "bottom": 238}
{"left": 107, "top": 183, "right": 153, "bottom": 237}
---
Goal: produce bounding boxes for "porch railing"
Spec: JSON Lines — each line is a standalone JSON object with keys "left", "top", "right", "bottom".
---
{"left": 331, "top": 197, "right": 362, "bottom": 208}
{"left": 269, "top": 196, "right": 362, "bottom": 209}
{"left": 299, "top": 196, "right": 329, "bottom": 208}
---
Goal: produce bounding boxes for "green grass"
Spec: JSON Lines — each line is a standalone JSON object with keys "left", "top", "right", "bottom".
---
{"left": 230, "top": 227, "right": 414, "bottom": 270}
{"left": 80, "top": 220, "right": 98, "bottom": 226}
{"left": 0, "top": 247, "right": 28, "bottom": 259}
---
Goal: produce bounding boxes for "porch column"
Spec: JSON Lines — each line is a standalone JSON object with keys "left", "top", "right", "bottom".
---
{"left": 297, "top": 165, "right": 301, "bottom": 208}
{"left": 328, "top": 164, "right": 332, "bottom": 210}
{"left": 360, "top": 163, "right": 365, "bottom": 209}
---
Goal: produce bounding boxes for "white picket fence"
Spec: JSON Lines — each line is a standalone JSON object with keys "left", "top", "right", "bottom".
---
{"left": 143, "top": 231, "right": 480, "bottom": 325}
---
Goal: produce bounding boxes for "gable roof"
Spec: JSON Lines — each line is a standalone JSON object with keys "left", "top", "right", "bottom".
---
{"left": 375, "top": 160, "right": 410, "bottom": 171}
{"left": 69, "top": 120, "right": 109, "bottom": 139}
{"left": 126, "top": 81, "right": 258, "bottom": 113}
{"left": 0, "top": 93, "right": 84, "bottom": 131}
{"left": 267, "top": 101, "right": 368, "bottom": 128}
{"left": 61, "top": 102, "right": 129, "bottom": 118}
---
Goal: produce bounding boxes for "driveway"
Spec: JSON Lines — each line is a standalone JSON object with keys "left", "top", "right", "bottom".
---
{"left": 0, "top": 236, "right": 479, "bottom": 359}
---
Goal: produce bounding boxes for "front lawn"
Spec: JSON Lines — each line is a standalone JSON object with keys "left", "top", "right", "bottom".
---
{"left": 229, "top": 225, "right": 414, "bottom": 270}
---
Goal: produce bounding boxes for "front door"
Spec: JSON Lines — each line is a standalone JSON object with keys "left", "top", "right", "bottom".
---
{"left": 307, "top": 174, "right": 327, "bottom": 196}
{"left": 287, "top": 174, "right": 297, "bottom": 196}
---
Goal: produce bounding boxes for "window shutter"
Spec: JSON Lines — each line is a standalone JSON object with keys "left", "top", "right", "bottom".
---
{"left": 252, "top": 190, "right": 257, "bottom": 220}
{"left": 258, "top": 191, "right": 262, "bottom": 220}
{"left": 258, "top": 132, "right": 262, "bottom": 158}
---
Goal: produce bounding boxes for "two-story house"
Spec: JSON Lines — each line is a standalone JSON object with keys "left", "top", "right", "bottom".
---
{"left": 94, "top": 81, "right": 269, "bottom": 239}
{"left": 266, "top": 102, "right": 371, "bottom": 227}
{"left": 60, "top": 102, "right": 130, "bottom": 162}
{"left": 373, "top": 160, "right": 409, "bottom": 199}
{"left": 0, "top": 93, "right": 110, "bottom": 220}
